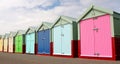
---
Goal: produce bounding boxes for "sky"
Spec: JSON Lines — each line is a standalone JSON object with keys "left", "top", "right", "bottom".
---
{"left": 0, "top": 0, "right": 120, "bottom": 35}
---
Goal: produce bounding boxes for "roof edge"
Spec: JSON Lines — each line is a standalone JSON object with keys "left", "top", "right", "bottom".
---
{"left": 77, "top": 5, "right": 114, "bottom": 23}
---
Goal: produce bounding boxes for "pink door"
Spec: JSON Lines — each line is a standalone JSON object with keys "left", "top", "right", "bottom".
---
{"left": 94, "top": 15, "right": 112, "bottom": 57}
{"left": 80, "top": 14, "right": 112, "bottom": 57}
{"left": 80, "top": 18, "right": 95, "bottom": 56}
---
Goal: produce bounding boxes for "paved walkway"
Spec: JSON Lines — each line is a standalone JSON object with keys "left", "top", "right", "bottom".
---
{"left": 0, "top": 52, "right": 120, "bottom": 64}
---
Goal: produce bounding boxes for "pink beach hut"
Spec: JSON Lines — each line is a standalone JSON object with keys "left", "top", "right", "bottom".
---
{"left": 77, "top": 5, "right": 120, "bottom": 60}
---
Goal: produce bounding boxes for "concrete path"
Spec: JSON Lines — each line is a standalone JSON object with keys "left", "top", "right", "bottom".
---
{"left": 0, "top": 52, "right": 120, "bottom": 64}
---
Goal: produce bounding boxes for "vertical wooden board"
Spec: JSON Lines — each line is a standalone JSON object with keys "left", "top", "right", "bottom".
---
{"left": 113, "top": 14, "right": 120, "bottom": 36}
{"left": 53, "top": 26, "right": 62, "bottom": 55}
{"left": 73, "top": 22, "right": 78, "bottom": 40}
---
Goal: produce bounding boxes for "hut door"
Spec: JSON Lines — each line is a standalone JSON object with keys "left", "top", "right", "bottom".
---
{"left": 93, "top": 15, "right": 112, "bottom": 57}
{"left": 0, "top": 39, "right": 2, "bottom": 51}
{"left": 53, "top": 26, "right": 62, "bottom": 54}
{"left": 15, "top": 36, "right": 18, "bottom": 52}
{"left": 4, "top": 39, "right": 8, "bottom": 52}
{"left": 26, "top": 34, "right": 30, "bottom": 53}
{"left": 18, "top": 36, "right": 23, "bottom": 53}
{"left": 38, "top": 30, "right": 50, "bottom": 54}
{"left": 30, "top": 33, "right": 35, "bottom": 53}
{"left": 42, "top": 31, "right": 46, "bottom": 54}
{"left": 80, "top": 19, "right": 95, "bottom": 56}
{"left": 18, "top": 36, "right": 20, "bottom": 53}
{"left": 9, "top": 38, "right": 13, "bottom": 52}
{"left": 44, "top": 29, "right": 50, "bottom": 54}
{"left": 9, "top": 38, "right": 11, "bottom": 52}
{"left": 38, "top": 31, "right": 44, "bottom": 54}
{"left": 61, "top": 24, "right": 72, "bottom": 55}
{"left": 80, "top": 15, "right": 112, "bottom": 57}
{"left": 0, "top": 39, "right": 3, "bottom": 51}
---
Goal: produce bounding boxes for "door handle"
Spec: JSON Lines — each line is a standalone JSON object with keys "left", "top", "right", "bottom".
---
{"left": 93, "top": 28, "right": 99, "bottom": 32}
{"left": 93, "top": 28, "right": 98, "bottom": 30}
{"left": 61, "top": 34, "right": 64, "bottom": 36}
{"left": 42, "top": 38, "right": 46, "bottom": 40}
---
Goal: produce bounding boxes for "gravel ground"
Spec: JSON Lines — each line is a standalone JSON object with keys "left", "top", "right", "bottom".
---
{"left": 0, "top": 52, "right": 120, "bottom": 64}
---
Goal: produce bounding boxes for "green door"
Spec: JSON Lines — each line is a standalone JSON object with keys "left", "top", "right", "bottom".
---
{"left": 18, "top": 35, "right": 23, "bottom": 53}
{"left": 15, "top": 35, "right": 23, "bottom": 53}
{"left": 15, "top": 36, "right": 19, "bottom": 52}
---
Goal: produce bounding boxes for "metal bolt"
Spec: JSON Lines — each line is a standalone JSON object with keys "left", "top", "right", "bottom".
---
{"left": 61, "top": 34, "right": 64, "bottom": 36}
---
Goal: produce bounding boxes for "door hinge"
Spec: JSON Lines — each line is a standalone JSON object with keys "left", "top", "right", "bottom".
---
{"left": 94, "top": 53, "right": 100, "bottom": 56}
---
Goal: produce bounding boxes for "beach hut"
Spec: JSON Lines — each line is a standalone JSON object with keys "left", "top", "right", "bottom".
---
{"left": 8, "top": 32, "right": 16, "bottom": 53}
{"left": 15, "top": 30, "right": 26, "bottom": 54}
{"left": 51, "top": 16, "right": 78, "bottom": 57}
{"left": 77, "top": 5, "right": 120, "bottom": 60}
{"left": 3, "top": 33, "right": 9, "bottom": 52}
{"left": 37, "top": 22, "right": 52, "bottom": 55}
{"left": 25, "top": 27, "right": 37, "bottom": 54}
{"left": 0, "top": 35, "right": 4, "bottom": 52}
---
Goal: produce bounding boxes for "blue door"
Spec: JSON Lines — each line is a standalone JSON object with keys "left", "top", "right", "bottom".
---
{"left": 53, "top": 26, "right": 62, "bottom": 55}
{"left": 44, "top": 29, "right": 50, "bottom": 54}
{"left": 26, "top": 34, "right": 30, "bottom": 53}
{"left": 38, "top": 31, "right": 44, "bottom": 54}
{"left": 26, "top": 33, "right": 35, "bottom": 54}
{"left": 53, "top": 24, "right": 72, "bottom": 55}
{"left": 30, "top": 33, "right": 35, "bottom": 54}
{"left": 38, "top": 29, "right": 50, "bottom": 54}
{"left": 62, "top": 24, "right": 72, "bottom": 55}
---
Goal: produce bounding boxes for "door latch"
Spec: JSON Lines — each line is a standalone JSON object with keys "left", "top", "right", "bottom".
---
{"left": 61, "top": 34, "right": 64, "bottom": 36}
{"left": 42, "top": 38, "right": 46, "bottom": 40}
{"left": 93, "top": 28, "right": 99, "bottom": 32}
